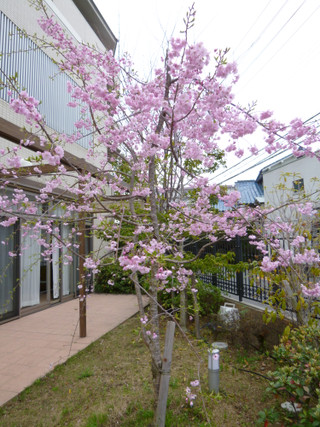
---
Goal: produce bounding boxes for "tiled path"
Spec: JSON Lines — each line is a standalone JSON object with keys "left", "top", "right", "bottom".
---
{"left": 0, "top": 293, "right": 146, "bottom": 406}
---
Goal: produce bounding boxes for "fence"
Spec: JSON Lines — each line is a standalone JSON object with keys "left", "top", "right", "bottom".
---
{"left": 187, "top": 236, "right": 271, "bottom": 303}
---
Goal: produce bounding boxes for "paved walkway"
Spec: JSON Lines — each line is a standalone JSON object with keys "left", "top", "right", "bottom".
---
{"left": 0, "top": 293, "right": 146, "bottom": 406}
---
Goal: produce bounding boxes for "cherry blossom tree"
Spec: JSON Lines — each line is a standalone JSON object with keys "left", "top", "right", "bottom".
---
{"left": 1, "top": 1, "right": 320, "bottom": 418}
{"left": 248, "top": 174, "right": 320, "bottom": 325}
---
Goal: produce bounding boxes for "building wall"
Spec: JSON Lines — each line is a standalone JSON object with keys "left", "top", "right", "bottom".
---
{"left": 51, "top": 0, "right": 115, "bottom": 50}
{"left": 0, "top": 0, "right": 115, "bottom": 320}
{"left": 0, "top": 0, "right": 109, "bottom": 156}
{"left": 262, "top": 155, "right": 320, "bottom": 210}
{"left": 0, "top": 0, "right": 111, "bottom": 50}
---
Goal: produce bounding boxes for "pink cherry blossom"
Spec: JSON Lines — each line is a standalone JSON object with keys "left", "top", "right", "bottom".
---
{"left": 301, "top": 283, "right": 320, "bottom": 298}
{"left": 2, "top": 3, "right": 320, "bottom": 404}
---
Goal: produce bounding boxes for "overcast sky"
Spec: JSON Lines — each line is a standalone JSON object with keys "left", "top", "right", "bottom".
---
{"left": 93, "top": 0, "right": 320, "bottom": 184}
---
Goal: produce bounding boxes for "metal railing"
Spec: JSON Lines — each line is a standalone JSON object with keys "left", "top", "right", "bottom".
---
{"left": 187, "top": 236, "right": 270, "bottom": 303}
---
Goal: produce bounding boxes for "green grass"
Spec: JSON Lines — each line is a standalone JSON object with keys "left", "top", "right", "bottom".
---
{"left": 0, "top": 311, "right": 282, "bottom": 426}
{"left": 78, "top": 368, "right": 94, "bottom": 380}
{"left": 85, "top": 412, "right": 109, "bottom": 427}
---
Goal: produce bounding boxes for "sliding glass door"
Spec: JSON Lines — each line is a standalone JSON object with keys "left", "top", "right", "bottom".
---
{"left": 0, "top": 222, "right": 19, "bottom": 320}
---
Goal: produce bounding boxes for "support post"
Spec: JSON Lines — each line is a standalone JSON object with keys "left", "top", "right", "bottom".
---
{"left": 155, "top": 321, "right": 175, "bottom": 427}
{"left": 79, "top": 212, "right": 86, "bottom": 338}
{"left": 180, "top": 289, "right": 187, "bottom": 331}
{"left": 212, "top": 242, "right": 217, "bottom": 287}
{"left": 235, "top": 236, "right": 243, "bottom": 302}
{"left": 191, "top": 274, "right": 200, "bottom": 339}
{"left": 179, "top": 240, "right": 187, "bottom": 331}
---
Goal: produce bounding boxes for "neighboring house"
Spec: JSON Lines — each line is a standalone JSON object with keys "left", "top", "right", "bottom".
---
{"left": 256, "top": 153, "right": 320, "bottom": 323}
{"left": 215, "top": 180, "right": 264, "bottom": 211}
{"left": 200, "top": 155, "right": 320, "bottom": 304}
{"left": 257, "top": 152, "right": 320, "bottom": 216}
{"left": 217, "top": 153, "right": 320, "bottom": 214}
{"left": 0, "top": 0, "right": 117, "bottom": 322}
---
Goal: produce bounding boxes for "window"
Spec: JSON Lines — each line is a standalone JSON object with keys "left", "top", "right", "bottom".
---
{"left": 293, "top": 178, "right": 304, "bottom": 192}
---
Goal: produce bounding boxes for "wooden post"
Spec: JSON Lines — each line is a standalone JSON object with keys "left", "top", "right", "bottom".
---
{"left": 179, "top": 241, "right": 187, "bottom": 331}
{"left": 180, "top": 289, "right": 187, "bottom": 331}
{"left": 79, "top": 212, "right": 86, "bottom": 337}
{"left": 155, "top": 321, "right": 175, "bottom": 427}
{"left": 191, "top": 274, "right": 200, "bottom": 339}
{"left": 235, "top": 235, "right": 243, "bottom": 302}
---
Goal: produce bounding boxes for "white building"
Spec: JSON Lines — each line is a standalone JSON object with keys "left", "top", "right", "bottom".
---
{"left": 0, "top": 0, "right": 117, "bottom": 322}
{"left": 257, "top": 153, "right": 320, "bottom": 213}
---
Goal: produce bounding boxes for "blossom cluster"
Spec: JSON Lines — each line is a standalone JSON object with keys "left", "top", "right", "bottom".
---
{"left": 301, "top": 283, "right": 320, "bottom": 298}
{"left": 1, "top": 5, "right": 320, "bottom": 352}
{"left": 10, "top": 91, "right": 42, "bottom": 125}
{"left": 185, "top": 380, "right": 200, "bottom": 407}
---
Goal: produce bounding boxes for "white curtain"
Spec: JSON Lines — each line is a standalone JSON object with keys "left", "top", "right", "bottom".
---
{"left": 62, "top": 223, "right": 71, "bottom": 296}
{"left": 52, "top": 236, "right": 60, "bottom": 299}
{"left": 52, "top": 205, "right": 65, "bottom": 299}
{"left": 21, "top": 227, "right": 41, "bottom": 307}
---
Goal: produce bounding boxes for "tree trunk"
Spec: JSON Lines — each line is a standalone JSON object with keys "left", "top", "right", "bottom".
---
{"left": 155, "top": 321, "right": 175, "bottom": 427}
{"left": 149, "top": 265, "right": 162, "bottom": 399}
{"left": 191, "top": 274, "right": 201, "bottom": 339}
{"left": 131, "top": 270, "right": 162, "bottom": 399}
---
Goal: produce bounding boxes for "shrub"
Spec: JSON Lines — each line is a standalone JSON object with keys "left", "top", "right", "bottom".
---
{"left": 266, "top": 323, "right": 320, "bottom": 425}
{"left": 197, "top": 281, "right": 224, "bottom": 316}
{"left": 158, "top": 279, "right": 224, "bottom": 317}
{"left": 94, "top": 261, "right": 135, "bottom": 294}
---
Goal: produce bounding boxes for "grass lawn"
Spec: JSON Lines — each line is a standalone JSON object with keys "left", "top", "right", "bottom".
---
{"left": 0, "top": 307, "right": 285, "bottom": 426}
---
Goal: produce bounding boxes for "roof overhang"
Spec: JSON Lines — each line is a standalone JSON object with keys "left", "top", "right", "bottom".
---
{"left": 72, "top": 0, "right": 117, "bottom": 53}
{"left": 255, "top": 195, "right": 264, "bottom": 204}
{"left": 0, "top": 117, "right": 129, "bottom": 189}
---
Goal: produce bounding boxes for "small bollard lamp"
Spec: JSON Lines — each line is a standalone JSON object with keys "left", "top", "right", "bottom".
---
{"left": 208, "top": 348, "right": 219, "bottom": 393}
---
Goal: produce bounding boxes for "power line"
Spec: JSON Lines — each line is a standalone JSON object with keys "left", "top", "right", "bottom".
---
{"left": 216, "top": 150, "right": 287, "bottom": 185}
{"left": 237, "top": 2, "right": 320, "bottom": 92}
{"left": 216, "top": 124, "right": 320, "bottom": 185}
{"left": 235, "top": 0, "right": 289, "bottom": 63}
{"left": 239, "top": 0, "right": 306, "bottom": 78}
{"left": 216, "top": 132, "right": 320, "bottom": 185}
{"left": 231, "top": 0, "right": 273, "bottom": 55}
{"left": 211, "top": 112, "right": 320, "bottom": 184}
{"left": 213, "top": 112, "right": 320, "bottom": 180}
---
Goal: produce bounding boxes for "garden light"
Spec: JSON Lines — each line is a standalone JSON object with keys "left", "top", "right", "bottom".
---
{"left": 208, "top": 348, "right": 219, "bottom": 393}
